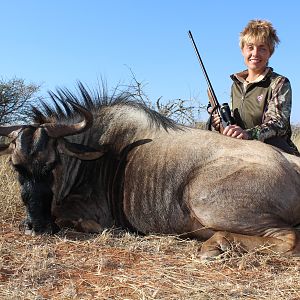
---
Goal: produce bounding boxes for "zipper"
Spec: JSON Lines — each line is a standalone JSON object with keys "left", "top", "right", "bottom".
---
{"left": 239, "top": 84, "right": 247, "bottom": 122}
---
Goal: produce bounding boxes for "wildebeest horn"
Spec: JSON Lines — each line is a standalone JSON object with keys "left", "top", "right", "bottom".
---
{"left": 42, "top": 101, "right": 93, "bottom": 138}
{"left": 0, "top": 125, "right": 24, "bottom": 137}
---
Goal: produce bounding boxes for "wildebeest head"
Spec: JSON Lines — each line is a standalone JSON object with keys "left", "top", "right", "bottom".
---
{"left": 0, "top": 102, "right": 104, "bottom": 235}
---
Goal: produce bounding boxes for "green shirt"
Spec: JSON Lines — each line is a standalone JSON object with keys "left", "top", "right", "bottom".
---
{"left": 231, "top": 67, "right": 293, "bottom": 142}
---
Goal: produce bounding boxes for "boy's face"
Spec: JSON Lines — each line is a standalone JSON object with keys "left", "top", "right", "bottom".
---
{"left": 241, "top": 40, "right": 271, "bottom": 73}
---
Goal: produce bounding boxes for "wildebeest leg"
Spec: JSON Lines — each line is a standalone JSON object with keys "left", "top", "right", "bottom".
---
{"left": 75, "top": 219, "right": 103, "bottom": 233}
{"left": 53, "top": 194, "right": 110, "bottom": 234}
{"left": 56, "top": 218, "right": 104, "bottom": 233}
{"left": 200, "top": 230, "right": 298, "bottom": 260}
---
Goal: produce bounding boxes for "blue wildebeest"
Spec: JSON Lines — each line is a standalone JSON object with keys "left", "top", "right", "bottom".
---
{"left": 1, "top": 84, "right": 300, "bottom": 259}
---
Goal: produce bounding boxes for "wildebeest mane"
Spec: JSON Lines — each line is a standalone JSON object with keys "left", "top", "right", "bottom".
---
{"left": 32, "top": 82, "right": 180, "bottom": 131}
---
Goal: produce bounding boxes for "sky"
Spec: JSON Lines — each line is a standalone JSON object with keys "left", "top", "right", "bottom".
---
{"left": 1, "top": 0, "right": 300, "bottom": 123}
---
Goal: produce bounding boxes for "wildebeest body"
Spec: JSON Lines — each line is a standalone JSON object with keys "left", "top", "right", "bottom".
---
{"left": 122, "top": 130, "right": 300, "bottom": 235}
{"left": 1, "top": 85, "right": 300, "bottom": 258}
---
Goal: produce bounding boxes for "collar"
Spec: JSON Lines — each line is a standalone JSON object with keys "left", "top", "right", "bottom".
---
{"left": 231, "top": 67, "right": 273, "bottom": 84}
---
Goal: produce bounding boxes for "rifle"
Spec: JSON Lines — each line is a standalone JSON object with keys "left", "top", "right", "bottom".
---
{"left": 188, "top": 30, "right": 235, "bottom": 132}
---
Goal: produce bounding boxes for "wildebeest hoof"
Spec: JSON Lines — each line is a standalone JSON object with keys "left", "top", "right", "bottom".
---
{"left": 199, "top": 231, "right": 232, "bottom": 261}
{"left": 199, "top": 249, "right": 224, "bottom": 261}
{"left": 75, "top": 219, "right": 103, "bottom": 233}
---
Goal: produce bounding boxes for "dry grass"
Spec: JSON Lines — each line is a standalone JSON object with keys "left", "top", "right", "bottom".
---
{"left": 292, "top": 125, "right": 300, "bottom": 150}
{"left": 1, "top": 156, "right": 300, "bottom": 300}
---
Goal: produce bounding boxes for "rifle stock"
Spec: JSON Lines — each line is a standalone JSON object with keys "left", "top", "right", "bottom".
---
{"left": 206, "top": 88, "right": 224, "bottom": 133}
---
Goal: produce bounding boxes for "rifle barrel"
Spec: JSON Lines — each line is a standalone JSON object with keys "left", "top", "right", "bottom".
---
{"left": 188, "top": 30, "right": 218, "bottom": 107}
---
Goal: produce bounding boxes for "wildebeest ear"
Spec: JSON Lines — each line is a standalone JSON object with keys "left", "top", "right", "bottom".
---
{"left": 0, "top": 127, "right": 23, "bottom": 156}
{"left": 57, "top": 139, "right": 105, "bottom": 160}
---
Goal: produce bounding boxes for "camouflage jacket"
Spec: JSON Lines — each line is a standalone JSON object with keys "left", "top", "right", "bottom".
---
{"left": 230, "top": 67, "right": 293, "bottom": 142}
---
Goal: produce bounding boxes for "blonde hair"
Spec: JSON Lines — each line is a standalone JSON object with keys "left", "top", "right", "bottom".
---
{"left": 239, "top": 19, "right": 280, "bottom": 55}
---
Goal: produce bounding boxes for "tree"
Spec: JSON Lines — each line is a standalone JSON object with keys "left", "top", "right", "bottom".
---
{"left": 0, "top": 78, "right": 40, "bottom": 124}
{"left": 122, "top": 68, "right": 207, "bottom": 126}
